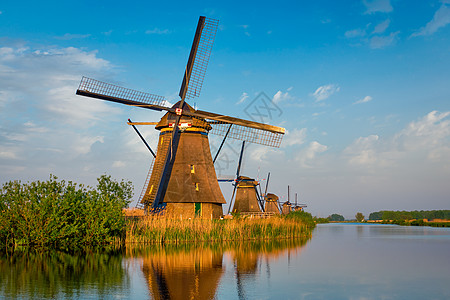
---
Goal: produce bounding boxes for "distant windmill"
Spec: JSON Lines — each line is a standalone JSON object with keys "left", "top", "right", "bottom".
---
{"left": 224, "top": 141, "right": 265, "bottom": 214}
{"left": 262, "top": 173, "right": 281, "bottom": 214}
{"left": 75, "top": 16, "right": 285, "bottom": 218}
{"left": 282, "top": 185, "right": 292, "bottom": 215}
{"left": 291, "top": 192, "right": 307, "bottom": 212}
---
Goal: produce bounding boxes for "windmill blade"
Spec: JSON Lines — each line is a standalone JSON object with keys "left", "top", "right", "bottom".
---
{"left": 209, "top": 122, "right": 284, "bottom": 148}
{"left": 193, "top": 109, "right": 284, "bottom": 148}
{"left": 255, "top": 186, "right": 265, "bottom": 212}
{"left": 179, "top": 16, "right": 219, "bottom": 100}
{"left": 213, "top": 124, "right": 232, "bottom": 163}
{"left": 76, "top": 77, "right": 168, "bottom": 111}
{"left": 227, "top": 183, "right": 238, "bottom": 215}
{"left": 227, "top": 141, "right": 245, "bottom": 214}
{"left": 236, "top": 141, "right": 245, "bottom": 178}
{"left": 264, "top": 172, "right": 270, "bottom": 196}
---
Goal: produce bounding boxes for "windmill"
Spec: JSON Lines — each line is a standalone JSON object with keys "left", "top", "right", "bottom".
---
{"left": 291, "top": 192, "right": 307, "bottom": 212}
{"left": 76, "top": 16, "right": 285, "bottom": 218}
{"left": 262, "top": 173, "right": 281, "bottom": 214}
{"left": 281, "top": 185, "right": 293, "bottom": 215}
{"left": 225, "top": 141, "right": 265, "bottom": 215}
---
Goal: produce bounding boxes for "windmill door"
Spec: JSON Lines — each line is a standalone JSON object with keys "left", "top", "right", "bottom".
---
{"left": 195, "top": 203, "right": 202, "bottom": 217}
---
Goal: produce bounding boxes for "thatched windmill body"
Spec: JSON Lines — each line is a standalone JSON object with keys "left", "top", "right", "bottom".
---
{"left": 76, "top": 16, "right": 285, "bottom": 218}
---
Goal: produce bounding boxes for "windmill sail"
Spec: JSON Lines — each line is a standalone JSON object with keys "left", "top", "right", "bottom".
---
{"left": 76, "top": 77, "right": 166, "bottom": 110}
{"left": 179, "top": 17, "right": 219, "bottom": 100}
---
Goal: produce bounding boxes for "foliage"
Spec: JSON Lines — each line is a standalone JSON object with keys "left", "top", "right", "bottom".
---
{"left": 0, "top": 175, "right": 133, "bottom": 249}
{"left": 313, "top": 217, "right": 330, "bottom": 224}
{"left": 368, "top": 210, "right": 450, "bottom": 221}
{"left": 381, "top": 219, "right": 450, "bottom": 227}
{"left": 283, "top": 210, "right": 315, "bottom": 227}
{"left": 355, "top": 212, "right": 365, "bottom": 222}
{"left": 328, "top": 213, "right": 345, "bottom": 222}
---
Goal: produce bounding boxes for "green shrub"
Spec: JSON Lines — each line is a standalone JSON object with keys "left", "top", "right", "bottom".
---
{"left": 0, "top": 175, "right": 132, "bottom": 250}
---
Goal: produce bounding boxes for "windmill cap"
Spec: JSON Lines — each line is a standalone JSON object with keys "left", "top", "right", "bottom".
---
{"left": 237, "top": 175, "right": 259, "bottom": 187}
{"left": 156, "top": 101, "right": 211, "bottom": 130}
{"left": 265, "top": 193, "right": 279, "bottom": 201}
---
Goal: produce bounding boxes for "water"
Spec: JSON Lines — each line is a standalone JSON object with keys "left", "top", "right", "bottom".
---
{"left": 1, "top": 224, "right": 449, "bottom": 299}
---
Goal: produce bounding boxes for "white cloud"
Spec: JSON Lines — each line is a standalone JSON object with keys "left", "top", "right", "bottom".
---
{"left": 354, "top": 95, "right": 373, "bottom": 104}
{"left": 283, "top": 128, "right": 307, "bottom": 147}
{"left": 0, "top": 149, "right": 18, "bottom": 159}
{"left": 345, "top": 28, "right": 366, "bottom": 38}
{"left": 373, "top": 19, "right": 390, "bottom": 34}
{"left": 74, "top": 136, "right": 104, "bottom": 155}
{"left": 296, "top": 141, "right": 328, "bottom": 167}
{"left": 363, "top": 0, "right": 393, "bottom": 14}
{"left": 239, "top": 25, "right": 250, "bottom": 36}
{"left": 54, "top": 33, "right": 91, "bottom": 40}
{"left": 396, "top": 110, "right": 450, "bottom": 150}
{"left": 0, "top": 46, "right": 117, "bottom": 126}
{"left": 411, "top": 3, "right": 450, "bottom": 37}
{"left": 236, "top": 92, "right": 248, "bottom": 104}
{"left": 345, "top": 135, "right": 380, "bottom": 166}
{"left": 369, "top": 31, "right": 399, "bottom": 48}
{"left": 112, "top": 161, "right": 126, "bottom": 168}
{"left": 344, "top": 111, "right": 450, "bottom": 169}
{"left": 312, "top": 84, "right": 340, "bottom": 102}
{"left": 145, "top": 28, "right": 170, "bottom": 35}
{"left": 272, "top": 90, "right": 292, "bottom": 104}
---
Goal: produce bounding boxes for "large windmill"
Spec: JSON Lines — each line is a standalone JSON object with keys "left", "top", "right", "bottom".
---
{"left": 76, "top": 16, "right": 285, "bottom": 218}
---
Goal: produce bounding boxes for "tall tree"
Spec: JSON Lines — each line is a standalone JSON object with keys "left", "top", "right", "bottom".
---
{"left": 355, "top": 212, "right": 365, "bottom": 222}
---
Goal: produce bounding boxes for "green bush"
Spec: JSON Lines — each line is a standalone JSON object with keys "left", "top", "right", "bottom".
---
{"left": 0, "top": 175, "right": 132, "bottom": 250}
{"left": 284, "top": 210, "right": 316, "bottom": 227}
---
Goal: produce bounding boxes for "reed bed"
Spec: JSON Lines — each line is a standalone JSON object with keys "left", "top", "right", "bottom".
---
{"left": 125, "top": 215, "right": 314, "bottom": 244}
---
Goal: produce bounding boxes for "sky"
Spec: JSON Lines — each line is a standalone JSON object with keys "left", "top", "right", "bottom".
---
{"left": 1, "top": 0, "right": 450, "bottom": 219}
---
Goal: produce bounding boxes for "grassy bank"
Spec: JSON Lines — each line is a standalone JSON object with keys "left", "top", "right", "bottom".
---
{"left": 125, "top": 211, "right": 315, "bottom": 244}
{"left": 381, "top": 219, "right": 450, "bottom": 227}
{"left": 1, "top": 176, "right": 314, "bottom": 249}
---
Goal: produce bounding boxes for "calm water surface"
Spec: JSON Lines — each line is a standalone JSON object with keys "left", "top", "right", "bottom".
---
{"left": 1, "top": 223, "right": 449, "bottom": 299}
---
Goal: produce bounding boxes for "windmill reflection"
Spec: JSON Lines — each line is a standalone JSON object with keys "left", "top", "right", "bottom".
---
{"left": 134, "top": 238, "right": 309, "bottom": 300}
{"left": 135, "top": 245, "right": 224, "bottom": 299}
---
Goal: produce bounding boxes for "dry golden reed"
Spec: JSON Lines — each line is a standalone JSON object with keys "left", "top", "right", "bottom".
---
{"left": 125, "top": 215, "right": 314, "bottom": 244}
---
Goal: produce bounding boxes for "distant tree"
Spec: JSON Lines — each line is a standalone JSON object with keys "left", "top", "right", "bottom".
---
{"left": 355, "top": 212, "right": 365, "bottom": 222}
{"left": 368, "top": 211, "right": 383, "bottom": 220}
{"left": 328, "top": 214, "right": 345, "bottom": 222}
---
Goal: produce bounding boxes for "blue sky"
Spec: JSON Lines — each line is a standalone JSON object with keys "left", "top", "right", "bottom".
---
{"left": 1, "top": 0, "right": 450, "bottom": 218}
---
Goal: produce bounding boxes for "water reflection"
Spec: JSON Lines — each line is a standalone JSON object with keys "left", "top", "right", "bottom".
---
{"left": 128, "top": 244, "right": 224, "bottom": 299}
{"left": 0, "top": 248, "right": 128, "bottom": 299}
{"left": 126, "top": 238, "right": 309, "bottom": 299}
{"left": 0, "top": 238, "right": 309, "bottom": 299}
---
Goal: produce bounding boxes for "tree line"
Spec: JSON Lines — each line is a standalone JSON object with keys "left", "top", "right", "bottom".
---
{"left": 368, "top": 210, "right": 450, "bottom": 221}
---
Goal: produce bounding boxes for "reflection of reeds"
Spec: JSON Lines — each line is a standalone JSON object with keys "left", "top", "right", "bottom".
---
{"left": 125, "top": 216, "right": 314, "bottom": 244}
